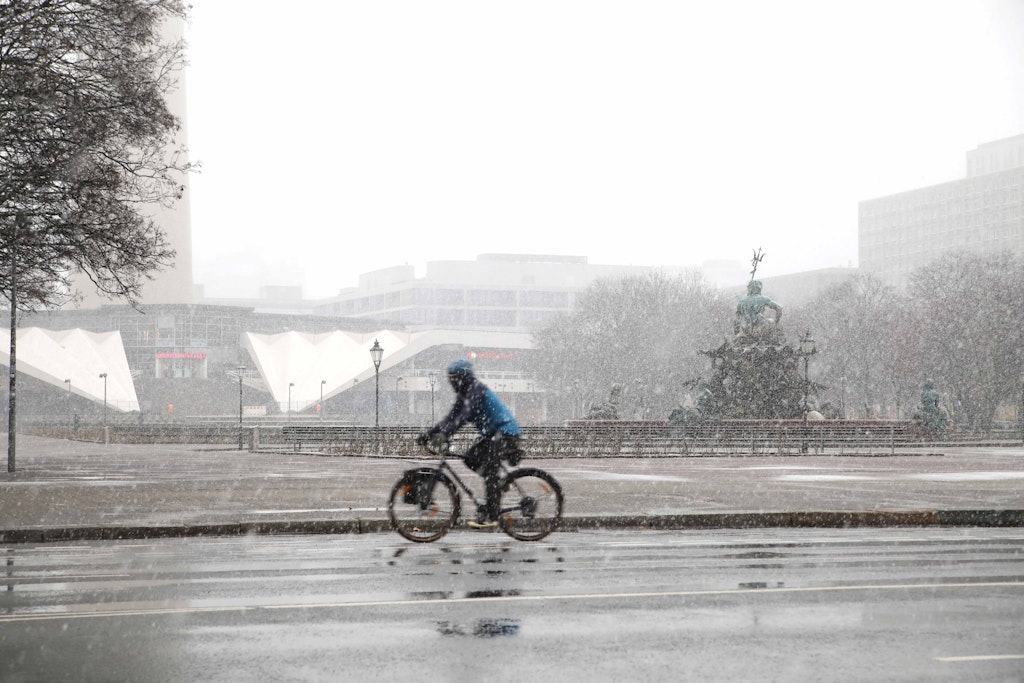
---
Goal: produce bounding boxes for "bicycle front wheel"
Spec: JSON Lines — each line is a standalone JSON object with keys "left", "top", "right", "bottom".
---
{"left": 498, "top": 468, "right": 563, "bottom": 541}
{"left": 388, "top": 470, "right": 460, "bottom": 543}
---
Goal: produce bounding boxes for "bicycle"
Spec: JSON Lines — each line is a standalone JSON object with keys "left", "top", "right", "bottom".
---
{"left": 387, "top": 439, "right": 564, "bottom": 543}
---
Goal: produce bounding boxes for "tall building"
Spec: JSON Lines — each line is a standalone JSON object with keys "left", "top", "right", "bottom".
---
{"left": 966, "top": 135, "right": 1024, "bottom": 177}
{"left": 858, "top": 134, "right": 1024, "bottom": 289}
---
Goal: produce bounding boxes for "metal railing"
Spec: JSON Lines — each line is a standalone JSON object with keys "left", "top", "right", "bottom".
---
{"left": 18, "top": 419, "right": 984, "bottom": 455}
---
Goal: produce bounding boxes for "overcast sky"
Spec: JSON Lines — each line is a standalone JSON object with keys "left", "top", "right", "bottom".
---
{"left": 184, "top": 1, "right": 1024, "bottom": 299}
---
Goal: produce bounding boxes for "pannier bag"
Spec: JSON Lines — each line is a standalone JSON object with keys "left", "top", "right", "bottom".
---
{"left": 402, "top": 468, "right": 435, "bottom": 505}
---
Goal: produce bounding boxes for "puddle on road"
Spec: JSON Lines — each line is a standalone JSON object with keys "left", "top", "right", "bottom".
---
{"left": 436, "top": 618, "right": 520, "bottom": 638}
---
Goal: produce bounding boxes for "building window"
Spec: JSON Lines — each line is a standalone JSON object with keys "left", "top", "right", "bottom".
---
{"left": 467, "top": 290, "right": 516, "bottom": 307}
{"left": 436, "top": 308, "right": 465, "bottom": 325}
{"left": 466, "top": 310, "right": 516, "bottom": 326}
{"left": 430, "top": 289, "right": 464, "bottom": 305}
{"left": 519, "top": 310, "right": 560, "bottom": 327}
{"left": 519, "top": 290, "right": 569, "bottom": 308}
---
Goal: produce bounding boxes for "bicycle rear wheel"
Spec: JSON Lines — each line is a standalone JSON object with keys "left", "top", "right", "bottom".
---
{"left": 388, "top": 469, "right": 460, "bottom": 542}
{"left": 498, "top": 468, "right": 563, "bottom": 541}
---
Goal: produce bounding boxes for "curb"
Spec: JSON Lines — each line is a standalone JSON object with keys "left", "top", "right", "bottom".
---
{"left": 3, "top": 510, "right": 1023, "bottom": 544}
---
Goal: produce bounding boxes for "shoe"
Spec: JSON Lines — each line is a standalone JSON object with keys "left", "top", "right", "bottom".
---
{"left": 467, "top": 519, "right": 498, "bottom": 529}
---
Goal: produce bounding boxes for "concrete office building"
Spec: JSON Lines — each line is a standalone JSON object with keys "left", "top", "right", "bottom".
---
{"left": 859, "top": 134, "right": 1024, "bottom": 289}
{"left": 746, "top": 267, "right": 859, "bottom": 308}
{"left": 312, "top": 253, "right": 694, "bottom": 333}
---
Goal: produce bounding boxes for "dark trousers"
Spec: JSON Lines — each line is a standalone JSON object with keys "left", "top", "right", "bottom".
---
{"left": 463, "top": 434, "right": 519, "bottom": 520}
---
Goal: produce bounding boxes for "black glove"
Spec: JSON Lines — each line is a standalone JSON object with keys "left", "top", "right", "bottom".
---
{"left": 427, "top": 433, "right": 448, "bottom": 453}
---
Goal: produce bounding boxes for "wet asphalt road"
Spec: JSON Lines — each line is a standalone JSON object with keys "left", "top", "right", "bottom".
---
{"left": 2, "top": 528, "right": 1023, "bottom": 682}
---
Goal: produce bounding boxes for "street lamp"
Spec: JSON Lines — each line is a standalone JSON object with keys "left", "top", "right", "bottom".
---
{"left": 798, "top": 331, "right": 816, "bottom": 452}
{"left": 320, "top": 379, "right": 326, "bottom": 421}
{"left": 799, "top": 332, "right": 817, "bottom": 413}
{"left": 369, "top": 339, "right": 383, "bottom": 427}
{"left": 99, "top": 373, "right": 108, "bottom": 438}
{"left": 840, "top": 374, "right": 846, "bottom": 420}
{"left": 237, "top": 365, "right": 245, "bottom": 450}
{"left": 288, "top": 382, "right": 294, "bottom": 422}
{"left": 64, "top": 379, "right": 71, "bottom": 435}
{"left": 395, "top": 377, "right": 403, "bottom": 423}
{"left": 1019, "top": 370, "right": 1024, "bottom": 446}
{"left": 428, "top": 373, "right": 437, "bottom": 421}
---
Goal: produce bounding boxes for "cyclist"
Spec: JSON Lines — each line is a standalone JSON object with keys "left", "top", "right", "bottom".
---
{"left": 418, "top": 359, "right": 522, "bottom": 529}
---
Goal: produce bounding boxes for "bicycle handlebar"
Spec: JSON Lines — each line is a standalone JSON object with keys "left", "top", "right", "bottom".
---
{"left": 420, "top": 433, "right": 450, "bottom": 457}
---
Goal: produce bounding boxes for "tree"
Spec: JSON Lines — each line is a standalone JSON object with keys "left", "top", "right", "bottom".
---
{"left": 909, "top": 252, "right": 1024, "bottom": 434}
{"left": 1, "top": 0, "right": 189, "bottom": 309}
{"left": 531, "top": 271, "right": 731, "bottom": 421}
{"left": 794, "top": 274, "right": 920, "bottom": 419}
{"left": 1, "top": 0, "right": 190, "bottom": 470}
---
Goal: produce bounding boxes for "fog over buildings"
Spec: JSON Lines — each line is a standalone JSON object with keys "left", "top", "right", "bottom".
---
{"left": 184, "top": 1, "right": 1024, "bottom": 302}
{"left": 29, "top": 2, "right": 1024, "bottom": 424}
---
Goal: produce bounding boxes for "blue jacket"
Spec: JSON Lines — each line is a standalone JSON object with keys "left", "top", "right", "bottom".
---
{"left": 430, "top": 378, "right": 520, "bottom": 439}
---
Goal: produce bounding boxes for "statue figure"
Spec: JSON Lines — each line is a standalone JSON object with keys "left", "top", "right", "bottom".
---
{"left": 584, "top": 383, "right": 622, "bottom": 420}
{"left": 918, "top": 379, "right": 947, "bottom": 436}
{"left": 695, "top": 378, "right": 717, "bottom": 421}
{"left": 734, "top": 279, "right": 783, "bottom": 335}
{"left": 693, "top": 249, "right": 811, "bottom": 419}
{"left": 668, "top": 379, "right": 717, "bottom": 426}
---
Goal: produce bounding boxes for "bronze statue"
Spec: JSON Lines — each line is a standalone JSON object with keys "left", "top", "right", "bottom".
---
{"left": 918, "top": 379, "right": 948, "bottom": 436}
{"left": 584, "top": 383, "right": 622, "bottom": 420}
{"left": 734, "top": 279, "right": 783, "bottom": 334}
{"left": 668, "top": 378, "right": 718, "bottom": 425}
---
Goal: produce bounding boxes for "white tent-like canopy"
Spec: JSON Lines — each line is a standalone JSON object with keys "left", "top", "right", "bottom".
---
{"left": 0, "top": 327, "right": 139, "bottom": 412}
{"left": 243, "top": 329, "right": 533, "bottom": 412}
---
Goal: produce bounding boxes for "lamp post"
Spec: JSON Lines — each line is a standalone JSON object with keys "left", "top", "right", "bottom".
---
{"left": 395, "top": 377, "right": 403, "bottom": 423}
{"left": 99, "top": 372, "right": 107, "bottom": 422}
{"left": 798, "top": 331, "right": 816, "bottom": 453}
{"left": 428, "top": 373, "right": 437, "bottom": 421}
{"left": 288, "top": 382, "right": 294, "bottom": 422}
{"left": 237, "top": 366, "right": 245, "bottom": 450}
{"left": 320, "top": 379, "right": 326, "bottom": 421}
{"left": 64, "top": 379, "right": 71, "bottom": 435}
{"left": 1019, "top": 370, "right": 1024, "bottom": 446}
{"left": 99, "top": 373, "right": 108, "bottom": 442}
{"left": 369, "top": 339, "right": 383, "bottom": 427}
{"left": 840, "top": 374, "right": 846, "bottom": 419}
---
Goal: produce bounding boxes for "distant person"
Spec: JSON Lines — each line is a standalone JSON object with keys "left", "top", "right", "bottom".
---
{"left": 418, "top": 360, "right": 523, "bottom": 529}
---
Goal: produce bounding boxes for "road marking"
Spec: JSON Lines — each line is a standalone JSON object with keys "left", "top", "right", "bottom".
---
{"left": 0, "top": 580, "right": 1020, "bottom": 623}
{"left": 569, "top": 472, "right": 690, "bottom": 482}
{"left": 907, "top": 472, "right": 1024, "bottom": 482}
{"left": 936, "top": 654, "right": 1024, "bottom": 662}
{"left": 776, "top": 475, "right": 874, "bottom": 481}
{"left": 771, "top": 472, "right": 1024, "bottom": 482}
{"left": 248, "top": 508, "right": 373, "bottom": 514}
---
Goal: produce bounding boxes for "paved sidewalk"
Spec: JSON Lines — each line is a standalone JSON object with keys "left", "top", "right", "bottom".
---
{"left": 1, "top": 434, "right": 1023, "bottom": 543}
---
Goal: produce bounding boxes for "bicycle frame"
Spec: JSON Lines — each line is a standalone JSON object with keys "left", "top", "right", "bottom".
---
{"left": 418, "top": 451, "right": 513, "bottom": 517}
